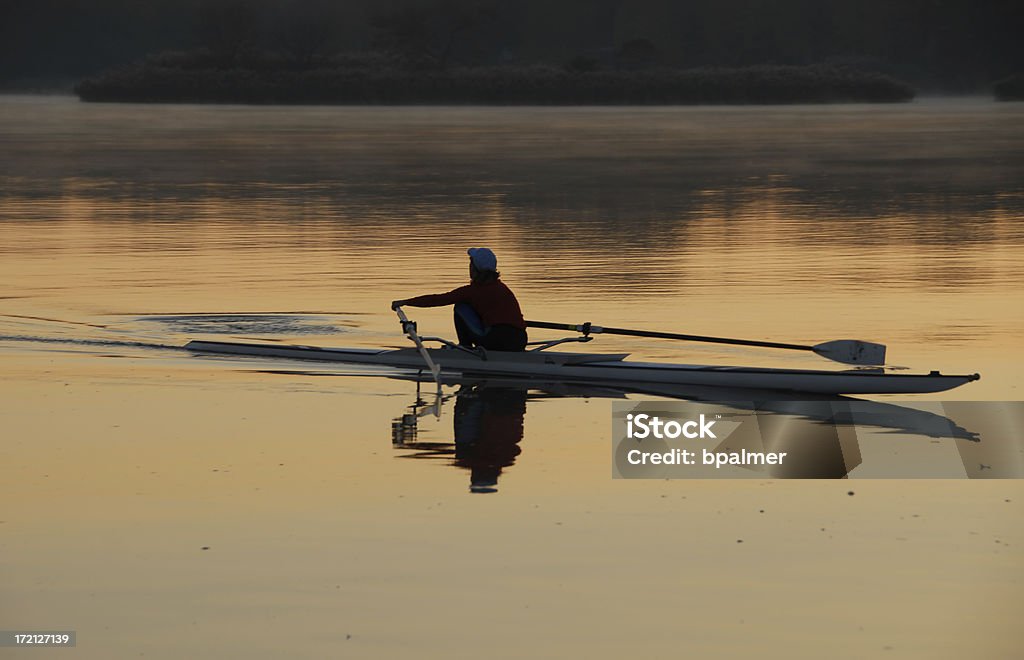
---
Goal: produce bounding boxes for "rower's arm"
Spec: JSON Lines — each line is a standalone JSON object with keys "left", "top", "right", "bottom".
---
{"left": 399, "top": 285, "right": 472, "bottom": 308}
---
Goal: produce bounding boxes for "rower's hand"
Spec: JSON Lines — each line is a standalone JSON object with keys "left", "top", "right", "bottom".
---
{"left": 391, "top": 300, "right": 406, "bottom": 310}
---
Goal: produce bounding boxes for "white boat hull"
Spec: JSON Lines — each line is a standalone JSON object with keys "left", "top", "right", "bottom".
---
{"left": 185, "top": 340, "right": 979, "bottom": 395}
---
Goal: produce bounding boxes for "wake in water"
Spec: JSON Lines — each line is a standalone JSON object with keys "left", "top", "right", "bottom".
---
{"left": 140, "top": 313, "right": 344, "bottom": 336}
{"left": 0, "top": 334, "right": 180, "bottom": 352}
{"left": 0, "top": 312, "right": 352, "bottom": 357}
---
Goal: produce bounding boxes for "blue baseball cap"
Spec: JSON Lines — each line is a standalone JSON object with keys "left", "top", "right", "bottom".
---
{"left": 467, "top": 247, "right": 497, "bottom": 271}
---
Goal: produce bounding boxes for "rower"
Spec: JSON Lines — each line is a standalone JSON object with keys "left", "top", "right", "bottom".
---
{"left": 391, "top": 247, "right": 529, "bottom": 351}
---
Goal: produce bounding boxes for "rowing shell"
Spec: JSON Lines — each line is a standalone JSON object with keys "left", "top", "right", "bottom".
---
{"left": 184, "top": 340, "right": 979, "bottom": 395}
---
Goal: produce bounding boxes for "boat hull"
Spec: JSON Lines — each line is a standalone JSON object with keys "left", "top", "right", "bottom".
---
{"left": 184, "top": 340, "right": 979, "bottom": 395}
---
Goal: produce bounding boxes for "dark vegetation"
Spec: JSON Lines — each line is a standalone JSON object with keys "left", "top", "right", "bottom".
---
{"left": 75, "top": 56, "right": 914, "bottom": 105}
{"left": 2, "top": 0, "right": 1020, "bottom": 103}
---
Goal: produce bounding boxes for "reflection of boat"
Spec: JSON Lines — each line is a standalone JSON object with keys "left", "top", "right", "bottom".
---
{"left": 247, "top": 361, "right": 981, "bottom": 445}
{"left": 625, "top": 384, "right": 981, "bottom": 442}
{"left": 186, "top": 339, "right": 978, "bottom": 395}
{"left": 381, "top": 373, "right": 991, "bottom": 485}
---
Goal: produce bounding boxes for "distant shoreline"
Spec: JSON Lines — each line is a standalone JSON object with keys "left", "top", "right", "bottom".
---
{"left": 75, "top": 61, "right": 916, "bottom": 106}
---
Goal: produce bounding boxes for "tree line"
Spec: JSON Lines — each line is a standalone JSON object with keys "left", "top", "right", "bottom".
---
{"left": 2, "top": 0, "right": 1021, "bottom": 91}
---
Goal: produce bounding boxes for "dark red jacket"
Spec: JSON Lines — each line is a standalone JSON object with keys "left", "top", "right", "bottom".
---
{"left": 404, "top": 280, "right": 526, "bottom": 329}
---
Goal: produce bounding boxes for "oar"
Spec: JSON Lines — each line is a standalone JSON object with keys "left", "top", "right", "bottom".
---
{"left": 525, "top": 320, "right": 886, "bottom": 366}
{"left": 395, "top": 307, "right": 443, "bottom": 399}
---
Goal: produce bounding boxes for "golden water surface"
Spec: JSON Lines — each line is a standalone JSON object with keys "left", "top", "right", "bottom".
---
{"left": 1, "top": 96, "right": 1022, "bottom": 658}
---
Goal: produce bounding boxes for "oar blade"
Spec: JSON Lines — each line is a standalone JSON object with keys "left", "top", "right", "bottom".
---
{"left": 813, "top": 340, "right": 886, "bottom": 366}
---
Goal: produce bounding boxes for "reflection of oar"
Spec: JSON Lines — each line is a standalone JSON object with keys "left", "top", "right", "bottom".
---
{"left": 525, "top": 320, "right": 886, "bottom": 366}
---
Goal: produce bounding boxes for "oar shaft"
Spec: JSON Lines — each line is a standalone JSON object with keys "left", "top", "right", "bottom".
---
{"left": 602, "top": 326, "right": 812, "bottom": 351}
{"left": 525, "top": 320, "right": 812, "bottom": 352}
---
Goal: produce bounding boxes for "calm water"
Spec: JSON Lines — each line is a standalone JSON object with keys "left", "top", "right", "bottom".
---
{"left": 1, "top": 95, "right": 1022, "bottom": 658}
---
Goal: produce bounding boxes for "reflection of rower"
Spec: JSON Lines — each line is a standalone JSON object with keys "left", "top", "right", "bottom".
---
{"left": 390, "top": 381, "right": 530, "bottom": 492}
{"left": 453, "top": 384, "right": 527, "bottom": 493}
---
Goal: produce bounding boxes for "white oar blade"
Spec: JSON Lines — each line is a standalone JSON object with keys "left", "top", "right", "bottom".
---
{"left": 813, "top": 340, "right": 886, "bottom": 366}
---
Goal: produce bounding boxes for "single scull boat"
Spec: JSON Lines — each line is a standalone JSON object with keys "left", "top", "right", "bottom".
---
{"left": 185, "top": 309, "right": 979, "bottom": 395}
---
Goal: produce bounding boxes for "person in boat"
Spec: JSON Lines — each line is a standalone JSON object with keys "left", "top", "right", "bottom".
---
{"left": 391, "top": 247, "right": 528, "bottom": 351}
